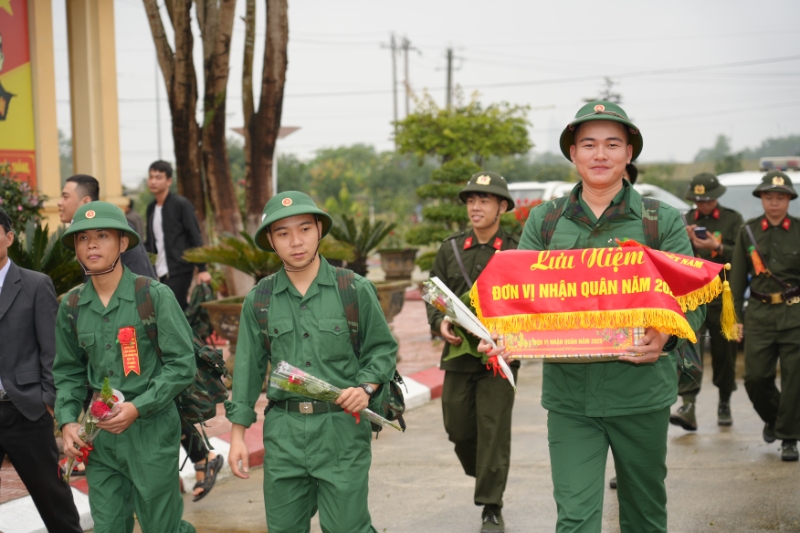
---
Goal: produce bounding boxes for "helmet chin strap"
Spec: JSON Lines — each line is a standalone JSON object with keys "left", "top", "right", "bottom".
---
{"left": 76, "top": 232, "right": 125, "bottom": 276}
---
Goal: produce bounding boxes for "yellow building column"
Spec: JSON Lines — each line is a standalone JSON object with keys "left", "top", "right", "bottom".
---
{"left": 66, "top": 0, "right": 125, "bottom": 207}
{"left": 28, "top": 0, "right": 62, "bottom": 228}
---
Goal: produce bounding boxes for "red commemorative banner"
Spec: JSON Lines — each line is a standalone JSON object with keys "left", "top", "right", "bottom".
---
{"left": 470, "top": 244, "right": 736, "bottom": 348}
{"left": 118, "top": 326, "right": 141, "bottom": 376}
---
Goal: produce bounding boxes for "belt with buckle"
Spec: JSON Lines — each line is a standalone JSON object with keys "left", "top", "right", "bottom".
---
{"left": 270, "top": 400, "right": 343, "bottom": 415}
{"left": 0, "top": 390, "right": 11, "bottom": 402}
{"left": 751, "top": 287, "right": 800, "bottom": 306}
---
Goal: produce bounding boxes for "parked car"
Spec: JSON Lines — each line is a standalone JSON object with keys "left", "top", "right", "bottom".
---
{"left": 717, "top": 170, "right": 800, "bottom": 221}
{"left": 509, "top": 180, "right": 689, "bottom": 212}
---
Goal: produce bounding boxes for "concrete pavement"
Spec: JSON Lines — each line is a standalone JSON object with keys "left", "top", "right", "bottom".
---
{"left": 173, "top": 358, "right": 800, "bottom": 533}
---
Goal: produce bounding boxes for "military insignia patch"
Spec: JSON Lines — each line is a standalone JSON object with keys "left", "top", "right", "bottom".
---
{"left": 476, "top": 175, "right": 492, "bottom": 185}
{"left": 694, "top": 185, "right": 705, "bottom": 195}
{"left": 772, "top": 176, "right": 785, "bottom": 186}
{"left": 281, "top": 198, "right": 293, "bottom": 206}
{"left": 85, "top": 210, "right": 96, "bottom": 219}
{"left": 594, "top": 104, "right": 605, "bottom": 112}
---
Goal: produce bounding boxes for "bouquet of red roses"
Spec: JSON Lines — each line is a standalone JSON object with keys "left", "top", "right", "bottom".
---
{"left": 60, "top": 377, "right": 124, "bottom": 482}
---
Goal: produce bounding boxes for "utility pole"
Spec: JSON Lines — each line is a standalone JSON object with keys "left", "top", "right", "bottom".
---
{"left": 446, "top": 47, "right": 453, "bottom": 109}
{"left": 381, "top": 33, "right": 399, "bottom": 149}
{"left": 400, "top": 36, "right": 418, "bottom": 117}
{"left": 154, "top": 52, "right": 162, "bottom": 159}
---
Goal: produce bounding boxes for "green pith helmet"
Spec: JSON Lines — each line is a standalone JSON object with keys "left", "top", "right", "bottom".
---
{"left": 559, "top": 100, "right": 643, "bottom": 162}
{"left": 752, "top": 170, "right": 798, "bottom": 200}
{"left": 61, "top": 201, "right": 140, "bottom": 250}
{"left": 457, "top": 171, "right": 515, "bottom": 212}
{"left": 686, "top": 172, "right": 726, "bottom": 201}
{"left": 255, "top": 191, "right": 333, "bottom": 252}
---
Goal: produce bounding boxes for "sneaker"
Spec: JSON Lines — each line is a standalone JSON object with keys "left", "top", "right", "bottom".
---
{"left": 717, "top": 401, "right": 732, "bottom": 426}
{"left": 781, "top": 440, "right": 799, "bottom": 462}
{"left": 609, "top": 477, "right": 617, "bottom": 489}
{"left": 481, "top": 505, "right": 505, "bottom": 533}
{"left": 763, "top": 423, "right": 777, "bottom": 443}
{"left": 669, "top": 402, "right": 697, "bottom": 431}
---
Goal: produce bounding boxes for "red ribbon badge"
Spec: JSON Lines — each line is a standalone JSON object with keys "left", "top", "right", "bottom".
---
{"left": 493, "top": 237, "right": 503, "bottom": 251}
{"left": 118, "top": 326, "right": 141, "bottom": 376}
{"left": 464, "top": 237, "right": 473, "bottom": 250}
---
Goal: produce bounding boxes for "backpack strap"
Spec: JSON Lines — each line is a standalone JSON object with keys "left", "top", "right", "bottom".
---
{"left": 65, "top": 285, "right": 86, "bottom": 334}
{"left": 253, "top": 273, "right": 277, "bottom": 354}
{"left": 334, "top": 267, "right": 360, "bottom": 359}
{"left": 134, "top": 276, "right": 162, "bottom": 357}
{"left": 641, "top": 198, "right": 661, "bottom": 249}
{"left": 540, "top": 196, "right": 569, "bottom": 249}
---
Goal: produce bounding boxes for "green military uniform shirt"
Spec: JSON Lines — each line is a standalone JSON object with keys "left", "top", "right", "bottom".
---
{"left": 427, "top": 227, "right": 519, "bottom": 372}
{"left": 225, "top": 257, "right": 398, "bottom": 427}
{"left": 54, "top": 267, "right": 197, "bottom": 425}
{"left": 518, "top": 181, "right": 706, "bottom": 417}
{"left": 686, "top": 205, "right": 744, "bottom": 309}
{"left": 731, "top": 214, "right": 800, "bottom": 331}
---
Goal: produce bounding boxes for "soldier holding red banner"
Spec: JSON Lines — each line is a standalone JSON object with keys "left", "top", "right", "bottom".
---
{"left": 481, "top": 101, "right": 705, "bottom": 533}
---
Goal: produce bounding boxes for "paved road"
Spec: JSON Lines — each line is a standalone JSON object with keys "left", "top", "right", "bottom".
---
{"left": 150, "top": 357, "right": 800, "bottom": 533}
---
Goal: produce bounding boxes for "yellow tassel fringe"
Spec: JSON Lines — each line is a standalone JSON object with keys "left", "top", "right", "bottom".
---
{"left": 674, "top": 277, "right": 722, "bottom": 312}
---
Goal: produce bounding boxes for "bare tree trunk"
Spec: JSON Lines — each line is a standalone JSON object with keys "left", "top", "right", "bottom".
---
{"left": 199, "top": 0, "right": 242, "bottom": 237}
{"left": 241, "top": 0, "right": 256, "bottom": 233}
{"left": 143, "top": 0, "right": 206, "bottom": 229}
{"left": 245, "top": 0, "right": 288, "bottom": 234}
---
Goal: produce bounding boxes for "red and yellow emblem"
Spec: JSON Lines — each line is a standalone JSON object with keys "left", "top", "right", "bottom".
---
{"left": 772, "top": 176, "right": 785, "bottom": 186}
{"left": 594, "top": 104, "right": 605, "bottom": 112}
{"left": 117, "top": 326, "right": 141, "bottom": 376}
{"left": 281, "top": 198, "right": 293, "bottom": 207}
{"left": 476, "top": 175, "right": 492, "bottom": 185}
{"left": 85, "top": 210, "right": 96, "bottom": 219}
{"left": 693, "top": 185, "right": 705, "bottom": 195}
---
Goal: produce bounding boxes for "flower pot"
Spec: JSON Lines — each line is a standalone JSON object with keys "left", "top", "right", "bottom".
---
{"left": 379, "top": 248, "right": 418, "bottom": 281}
{"left": 374, "top": 280, "right": 410, "bottom": 324}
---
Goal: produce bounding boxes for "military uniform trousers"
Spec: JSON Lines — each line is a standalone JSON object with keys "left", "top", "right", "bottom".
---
{"left": 262, "top": 406, "right": 376, "bottom": 533}
{"left": 679, "top": 304, "right": 738, "bottom": 400}
{"left": 441, "top": 365, "right": 518, "bottom": 508}
{"left": 547, "top": 407, "right": 670, "bottom": 533}
{"left": 85, "top": 404, "right": 195, "bottom": 533}
{"left": 743, "top": 320, "right": 800, "bottom": 440}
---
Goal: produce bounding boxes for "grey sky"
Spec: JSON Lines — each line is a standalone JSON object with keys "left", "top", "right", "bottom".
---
{"left": 51, "top": 0, "right": 800, "bottom": 188}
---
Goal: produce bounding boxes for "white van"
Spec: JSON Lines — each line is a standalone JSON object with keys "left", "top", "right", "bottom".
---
{"left": 508, "top": 181, "right": 689, "bottom": 212}
{"left": 717, "top": 170, "right": 800, "bottom": 221}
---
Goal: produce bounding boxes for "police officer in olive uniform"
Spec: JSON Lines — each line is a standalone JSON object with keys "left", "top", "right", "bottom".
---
{"left": 731, "top": 171, "right": 800, "bottom": 462}
{"left": 426, "top": 172, "right": 519, "bottom": 533}
{"left": 54, "top": 202, "right": 197, "bottom": 533}
{"left": 670, "top": 173, "right": 744, "bottom": 430}
{"left": 226, "top": 192, "right": 397, "bottom": 532}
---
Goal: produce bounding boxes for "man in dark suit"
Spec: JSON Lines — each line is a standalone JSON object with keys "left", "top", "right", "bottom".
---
{"left": 0, "top": 208, "right": 83, "bottom": 532}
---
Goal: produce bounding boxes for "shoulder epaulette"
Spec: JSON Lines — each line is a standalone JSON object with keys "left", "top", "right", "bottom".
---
{"left": 442, "top": 231, "right": 465, "bottom": 242}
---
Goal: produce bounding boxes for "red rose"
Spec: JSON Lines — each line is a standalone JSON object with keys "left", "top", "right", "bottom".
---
{"left": 117, "top": 327, "right": 134, "bottom": 344}
{"left": 288, "top": 374, "right": 305, "bottom": 385}
{"left": 90, "top": 401, "right": 112, "bottom": 419}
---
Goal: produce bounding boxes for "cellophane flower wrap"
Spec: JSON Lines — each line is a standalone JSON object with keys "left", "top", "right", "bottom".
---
{"left": 61, "top": 378, "right": 124, "bottom": 482}
{"left": 422, "top": 279, "right": 516, "bottom": 390}
{"left": 268, "top": 361, "right": 403, "bottom": 432}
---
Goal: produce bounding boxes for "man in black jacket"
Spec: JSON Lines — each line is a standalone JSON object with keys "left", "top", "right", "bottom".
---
{"left": 144, "top": 160, "right": 211, "bottom": 310}
{"left": 0, "top": 209, "right": 83, "bottom": 532}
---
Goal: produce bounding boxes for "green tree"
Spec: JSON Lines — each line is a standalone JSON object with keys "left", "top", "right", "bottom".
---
{"left": 694, "top": 135, "right": 734, "bottom": 163}
{"left": 741, "top": 135, "right": 800, "bottom": 159}
{"left": 395, "top": 92, "right": 532, "bottom": 165}
{"left": 584, "top": 77, "right": 622, "bottom": 104}
{"left": 59, "top": 129, "right": 72, "bottom": 184}
{"left": 715, "top": 155, "right": 743, "bottom": 175}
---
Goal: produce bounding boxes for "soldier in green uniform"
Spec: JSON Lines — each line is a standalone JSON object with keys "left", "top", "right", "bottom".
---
{"left": 481, "top": 101, "right": 705, "bottom": 532}
{"left": 54, "top": 202, "right": 197, "bottom": 533}
{"left": 225, "top": 192, "right": 397, "bottom": 533}
{"left": 730, "top": 171, "right": 800, "bottom": 462}
{"left": 426, "top": 171, "right": 519, "bottom": 533}
{"left": 670, "top": 173, "right": 744, "bottom": 430}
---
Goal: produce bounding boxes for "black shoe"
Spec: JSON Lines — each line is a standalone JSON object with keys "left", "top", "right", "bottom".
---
{"left": 609, "top": 477, "right": 617, "bottom": 489}
{"left": 781, "top": 440, "right": 799, "bottom": 462}
{"left": 669, "top": 402, "right": 697, "bottom": 431}
{"left": 717, "top": 401, "right": 732, "bottom": 426}
{"left": 481, "top": 505, "right": 505, "bottom": 533}
{"left": 763, "top": 423, "right": 777, "bottom": 443}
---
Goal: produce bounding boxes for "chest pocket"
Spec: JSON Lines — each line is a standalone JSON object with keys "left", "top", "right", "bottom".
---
{"left": 319, "top": 318, "right": 354, "bottom": 360}
{"left": 77, "top": 332, "right": 96, "bottom": 357}
{"left": 267, "top": 318, "right": 295, "bottom": 355}
{"left": 548, "top": 232, "right": 582, "bottom": 251}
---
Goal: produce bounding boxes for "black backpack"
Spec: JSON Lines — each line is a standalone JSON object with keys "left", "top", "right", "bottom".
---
{"left": 253, "top": 267, "right": 406, "bottom": 434}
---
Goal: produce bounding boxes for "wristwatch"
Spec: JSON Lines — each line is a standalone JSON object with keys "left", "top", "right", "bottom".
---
{"left": 359, "top": 383, "right": 376, "bottom": 397}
